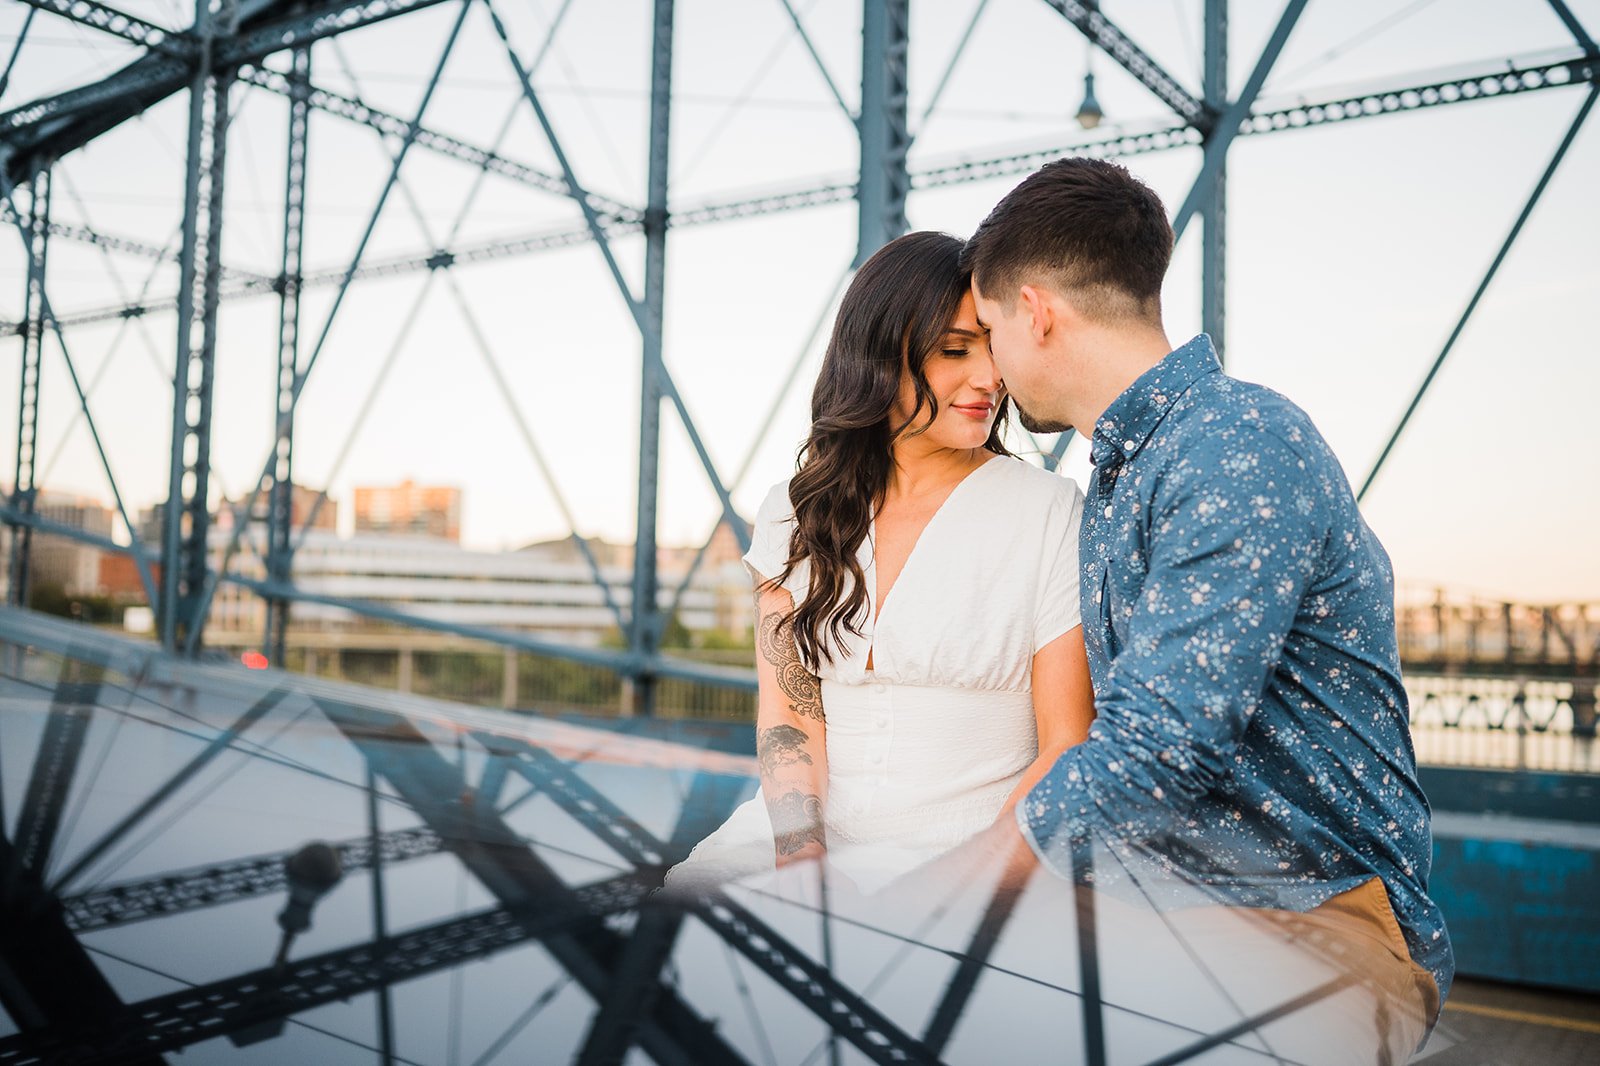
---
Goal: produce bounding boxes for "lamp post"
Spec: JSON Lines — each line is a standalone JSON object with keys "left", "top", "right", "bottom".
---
{"left": 1076, "top": 70, "right": 1103, "bottom": 129}
{"left": 273, "top": 840, "right": 343, "bottom": 971}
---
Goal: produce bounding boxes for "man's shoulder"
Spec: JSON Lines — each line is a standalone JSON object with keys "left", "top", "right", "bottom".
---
{"left": 1170, "top": 373, "right": 1334, "bottom": 464}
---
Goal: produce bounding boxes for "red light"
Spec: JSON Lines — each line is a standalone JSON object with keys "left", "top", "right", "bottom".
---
{"left": 241, "top": 651, "right": 270, "bottom": 670}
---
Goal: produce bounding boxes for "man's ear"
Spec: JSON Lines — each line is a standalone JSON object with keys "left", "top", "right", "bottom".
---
{"left": 1018, "top": 284, "right": 1054, "bottom": 343}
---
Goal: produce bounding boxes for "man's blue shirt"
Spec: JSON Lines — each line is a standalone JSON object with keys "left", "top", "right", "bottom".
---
{"left": 1018, "top": 334, "right": 1453, "bottom": 1002}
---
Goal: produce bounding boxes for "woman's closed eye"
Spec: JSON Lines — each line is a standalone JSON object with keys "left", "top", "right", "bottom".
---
{"left": 941, "top": 347, "right": 969, "bottom": 357}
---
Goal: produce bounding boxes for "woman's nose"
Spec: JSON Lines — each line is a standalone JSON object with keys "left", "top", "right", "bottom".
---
{"left": 970, "top": 348, "right": 1002, "bottom": 392}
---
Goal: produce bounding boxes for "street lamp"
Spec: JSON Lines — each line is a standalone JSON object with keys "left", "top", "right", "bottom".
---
{"left": 1076, "top": 70, "right": 1103, "bottom": 130}
{"left": 273, "top": 841, "right": 344, "bottom": 971}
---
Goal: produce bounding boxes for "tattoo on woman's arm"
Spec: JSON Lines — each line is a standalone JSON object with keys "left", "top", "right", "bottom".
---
{"left": 758, "top": 612, "right": 824, "bottom": 721}
{"left": 770, "top": 789, "right": 825, "bottom": 855}
{"left": 757, "top": 724, "right": 813, "bottom": 777}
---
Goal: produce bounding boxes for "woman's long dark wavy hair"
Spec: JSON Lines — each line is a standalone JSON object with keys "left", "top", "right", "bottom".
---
{"left": 769, "top": 231, "right": 1011, "bottom": 669}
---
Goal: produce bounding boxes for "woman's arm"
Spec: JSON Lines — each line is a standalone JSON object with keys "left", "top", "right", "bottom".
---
{"left": 998, "top": 626, "right": 1095, "bottom": 817}
{"left": 753, "top": 582, "right": 829, "bottom": 865}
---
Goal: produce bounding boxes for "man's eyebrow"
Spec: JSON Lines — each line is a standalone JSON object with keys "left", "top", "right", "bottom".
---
{"left": 971, "top": 317, "right": 990, "bottom": 332}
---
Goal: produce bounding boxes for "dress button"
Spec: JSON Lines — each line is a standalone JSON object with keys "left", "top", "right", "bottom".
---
{"left": 875, "top": 717, "right": 887, "bottom": 728}
{"left": 870, "top": 754, "right": 883, "bottom": 765}
{"left": 872, "top": 683, "right": 887, "bottom": 694}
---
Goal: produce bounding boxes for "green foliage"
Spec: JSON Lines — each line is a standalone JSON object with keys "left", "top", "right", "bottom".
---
{"left": 26, "top": 582, "right": 120, "bottom": 626}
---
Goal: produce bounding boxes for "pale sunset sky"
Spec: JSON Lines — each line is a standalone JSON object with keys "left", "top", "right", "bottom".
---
{"left": 2, "top": 0, "right": 1596, "bottom": 602}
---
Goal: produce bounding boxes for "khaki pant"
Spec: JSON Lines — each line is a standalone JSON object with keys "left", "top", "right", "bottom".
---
{"left": 1159, "top": 877, "right": 1439, "bottom": 1066}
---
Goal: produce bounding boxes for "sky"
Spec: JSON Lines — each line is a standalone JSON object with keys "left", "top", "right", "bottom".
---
{"left": 1, "top": 0, "right": 1597, "bottom": 603}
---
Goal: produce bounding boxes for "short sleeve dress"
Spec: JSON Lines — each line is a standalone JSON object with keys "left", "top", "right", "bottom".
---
{"left": 666, "top": 453, "right": 1086, "bottom": 892}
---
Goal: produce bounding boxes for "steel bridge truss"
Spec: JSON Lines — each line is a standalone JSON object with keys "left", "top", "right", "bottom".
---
{"left": 0, "top": 614, "right": 1430, "bottom": 1064}
{"left": 0, "top": 0, "right": 1595, "bottom": 711}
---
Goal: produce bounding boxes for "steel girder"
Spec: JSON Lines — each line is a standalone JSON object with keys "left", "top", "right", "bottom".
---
{"left": 263, "top": 46, "right": 311, "bottom": 665}
{"left": 236, "top": 63, "right": 641, "bottom": 221}
{"left": 14, "top": 0, "right": 191, "bottom": 57}
{"left": 1201, "top": 0, "right": 1227, "bottom": 360}
{"left": 856, "top": 0, "right": 910, "bottom": 264}
{"left": 59, "top": 826, "right": 445, "bottom": 932}
{"left": 0, "top": 874, "right": 653, "bottom": 1063}
{"left": 1358, "top": 80, "right": 1600, "bottom": 503}
{"left": 10, "top": 660, "right": 101, "bottom": 878}
{"left": 24, "top": 51, "right": 1597, "bottom": 339}
{"left": 1041, "top": 0, "right": 1211, "bottom": 129}
{"left": 0, "top": 0, "right": 454, "bottom": 185}
{"left": 315, "top": 696, "right": 751, "bottom": 1066}
{"left": 473, "top": 728, "right": 939, "bottom": 1064}
{"left": 0, "top": 834, "right": 169, "bottom": 1066}
{"left": 628, "top": 0, "right": 674, "bottom": 715}
{"left": 159, "top": 0, "right": 235, "bottom": 653}
{"left": 6, "top": 164, "right": 49, "bottom": 608}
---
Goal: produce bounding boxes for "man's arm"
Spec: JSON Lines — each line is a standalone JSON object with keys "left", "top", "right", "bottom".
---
{"left": 1019, "top": 427, "right": 1327, "bottom": 863}
{"left": 753, "top": 582, "right": 829, "bottom": 864}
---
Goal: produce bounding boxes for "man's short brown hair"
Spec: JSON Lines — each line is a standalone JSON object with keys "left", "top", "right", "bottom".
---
{"left": 962, "top": 157, "right": 1173, "bottom": 324}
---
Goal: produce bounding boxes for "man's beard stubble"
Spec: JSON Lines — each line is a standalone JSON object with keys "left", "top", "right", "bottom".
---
{"left": 1013, "top": 399, "right": 1072, "bottom": 435}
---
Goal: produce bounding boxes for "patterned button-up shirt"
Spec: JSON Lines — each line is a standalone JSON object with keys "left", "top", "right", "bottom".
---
{"left": 1018, "top": 334, "right": 1453, "bottom": 1004}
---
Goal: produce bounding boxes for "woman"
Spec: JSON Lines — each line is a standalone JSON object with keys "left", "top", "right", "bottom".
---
{"left": 666, "top": 232, "right": 1095, "bottom": 894}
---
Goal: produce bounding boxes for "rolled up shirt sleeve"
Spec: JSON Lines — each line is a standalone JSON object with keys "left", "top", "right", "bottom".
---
{"left": 1021, "top": 426, "right": 1328, "bottom": 864}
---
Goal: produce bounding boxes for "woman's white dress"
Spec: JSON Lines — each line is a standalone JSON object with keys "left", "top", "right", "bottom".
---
{"left": 666, "top": 454, "right": 1085, "bottom": 893}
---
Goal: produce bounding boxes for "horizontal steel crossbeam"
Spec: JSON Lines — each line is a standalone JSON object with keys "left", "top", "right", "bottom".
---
{"left": 1040, "top": 0, "right": 1210, "bottom": 128}
{"left": 0, "top": 875, "right": 652, "bottom": 1063}
{"left": 60, "top": 827, "right": 445, "bottom": 931}
{"left": 236, "top": 64, "right": 643, "bottom": 221}
{"left": 20, "top": 52, "right": 1592, "bottom": 336}
{"left": 696, "top": 893, "right": 940, "bottom": 1065}
{"left": 216, "top": 0, "right": 457, "bottom": 67}
{"left": 16, "top": 0, "right": 191, "bottom": 56}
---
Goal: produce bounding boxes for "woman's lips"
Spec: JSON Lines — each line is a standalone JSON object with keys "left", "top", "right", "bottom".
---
{"left": 952, "top": 402, "right": 994, "bottom": 420}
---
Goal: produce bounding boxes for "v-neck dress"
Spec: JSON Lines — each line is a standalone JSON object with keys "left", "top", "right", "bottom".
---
{"left": 667, "top": 454, "right": 1086, "bottom": 892}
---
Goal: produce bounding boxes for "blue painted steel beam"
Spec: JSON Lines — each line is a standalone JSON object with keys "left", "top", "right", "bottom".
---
{"left": 0, "top": 833, "right": 170, "bottom": 1064}
{"left": 16, "top": 0, "right": 193, "bottom": 56}
{"left": 629, "top": 0, "right": 676, "bottom": 713}
{"left": 234, "top": 64, "right": 640, "bottom": 220}
{"left": 0, "top": 877, "right": 650, "bottom": 1062}
{"left": 59, "top": 826, "right": 443, "bottom": 930}
{"left": 49, "top": 687, "right": 289, "bottom": 893}
{"left": 182, "top": 0, "right": 473, "bottom": 655}
{"left": 6, "top": 163, "right": 49, "bottom": 608}
{"left": 0, "top": 0, "right": 434, "bottom": 171}
{"left": 1172, "top": 0, "right": 1309, "bottom": 242}
{"left": 161, "top": 0, "right": 233, "bottom": 653}
{"left": 264, "top": 45, "right": 310, "bottom": 665}
{"left": 11, "top": 660, "right": 100, "bottom": 877}
{"left": 1547, "top": 0, "right": 1597, "bottom": 55}
{"left": 1359, "top": 82, "right": 1599, "bottom": 503}
{"left": 1040, "top": 0, "right": 1210, "bottom": 129}
{"left": 315, "top": 696, "right": 749, "bottom": 1066}
{"left": 855, "top": 0, "right": 909, "bottom": 265}
{"left": 777, "top": 0, "right": 855, "bottom": 123}
{"left": 573, "top": 770, "right": 746, "bottom": 1066}
{"left": 1201, "top": 0, "right": 1227, "bottom": 362}
{"left": 0, "top": 169, "right": 162, "bottom": 609}
{"left": 33, "top": 52, "right": 1600, "bottom": 335}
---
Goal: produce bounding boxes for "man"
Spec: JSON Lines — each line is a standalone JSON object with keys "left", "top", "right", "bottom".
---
{"left": 961, "top": 157, "right": 1452, "bottom": 1058}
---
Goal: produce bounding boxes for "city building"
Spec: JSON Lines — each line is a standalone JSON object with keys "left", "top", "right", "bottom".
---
{"left": 206, "top": 527, "right": 721, "bottom": 646}
{"left": 354, "top": 479, "right": 461, "bottom": 542}
{"left": 0, "top": 490, "right": 115, "bottom": 600}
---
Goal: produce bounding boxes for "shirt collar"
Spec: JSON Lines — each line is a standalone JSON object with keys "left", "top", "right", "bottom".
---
{"left": 1090, "top": 334, "right": 1221, "bottom": 468}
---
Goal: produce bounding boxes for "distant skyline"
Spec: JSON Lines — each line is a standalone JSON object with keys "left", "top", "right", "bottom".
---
{"left": 2, "top": 0, "right": 1596, "bottom": 602}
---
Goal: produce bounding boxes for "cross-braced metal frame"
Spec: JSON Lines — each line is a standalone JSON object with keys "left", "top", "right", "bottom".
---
{"left": 0, "top": 614, "right": 1445, "bottom": 1064}
{"left": 0, "top": 0, "right": 1596, "bottom": 714}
